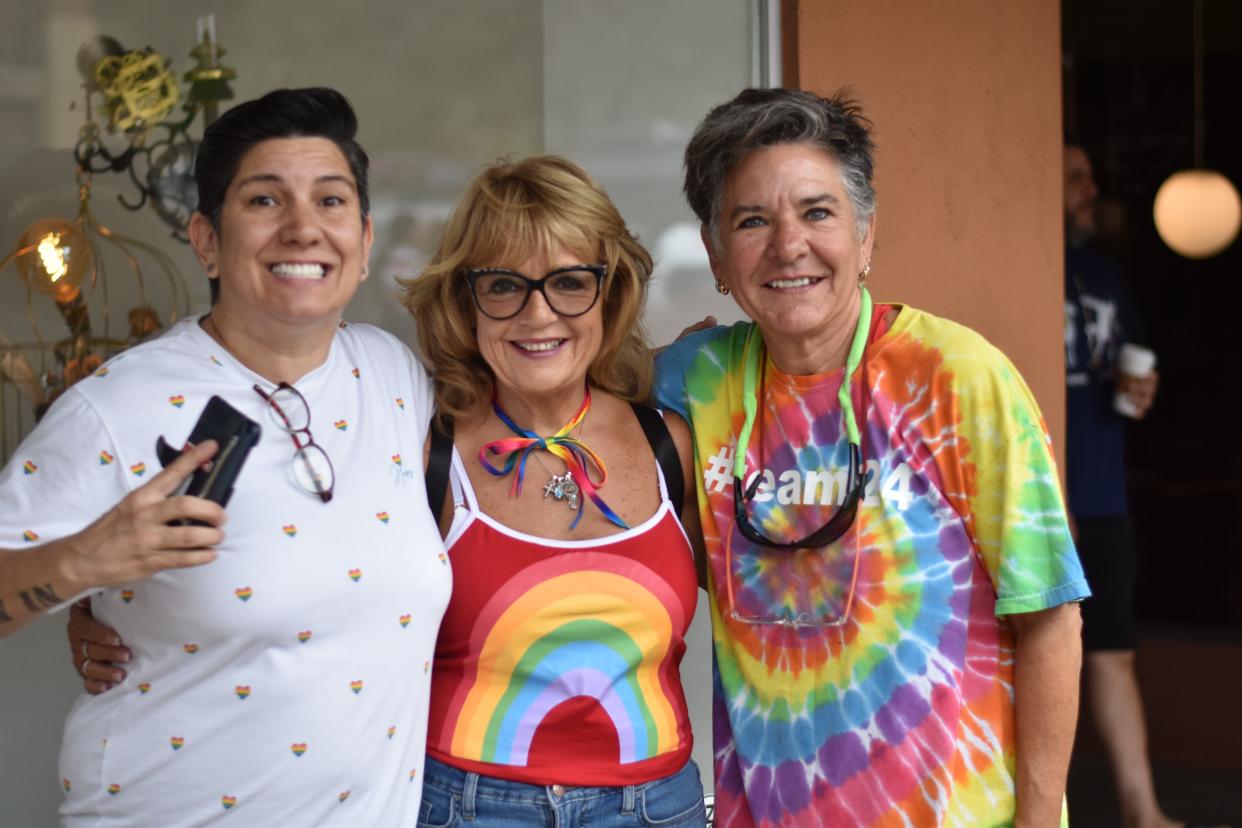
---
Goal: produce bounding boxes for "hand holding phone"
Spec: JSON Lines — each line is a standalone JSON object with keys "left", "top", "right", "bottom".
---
{"left": 155, "top": 396, "right": 261, "bottom": 511}
{"left": 59, "top": 441, "right": 229, "bottom": 595}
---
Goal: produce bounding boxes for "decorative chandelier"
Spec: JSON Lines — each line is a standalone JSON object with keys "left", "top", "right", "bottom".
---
{"left": 0, "top": 16, "right": 235, "bottom": 459}
{"left": 73, "top": 15, "right": 236, "bottom": 241}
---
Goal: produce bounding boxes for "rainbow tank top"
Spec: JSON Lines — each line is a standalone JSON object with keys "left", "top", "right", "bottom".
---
{"left": 426, "top": 450, "right": 698, "bottom": 786}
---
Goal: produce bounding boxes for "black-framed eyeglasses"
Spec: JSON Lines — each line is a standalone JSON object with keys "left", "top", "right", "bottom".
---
{"left": 252, "top": 382, "right": 335, "bottom": 503}
{"left": 463, "top": 264, "right": 606, "bottom": 320}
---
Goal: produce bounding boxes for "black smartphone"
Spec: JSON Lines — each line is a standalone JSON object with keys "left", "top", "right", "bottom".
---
{"left": 155, "top": 395, "right": 262, "bottom": 510}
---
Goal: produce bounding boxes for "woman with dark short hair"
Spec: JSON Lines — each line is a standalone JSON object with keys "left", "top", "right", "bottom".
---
{"left": 0, "top": 87, "right": 449, "bottom": 825}
{"left": 656, "top": 88, "right": 1089, "bottom": 827}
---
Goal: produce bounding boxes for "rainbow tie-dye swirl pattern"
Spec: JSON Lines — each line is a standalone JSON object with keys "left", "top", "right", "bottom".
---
{"left": 656, "top": 306, "right": 1088, "bottom": 827}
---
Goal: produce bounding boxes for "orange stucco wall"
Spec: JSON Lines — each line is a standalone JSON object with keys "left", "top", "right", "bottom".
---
{"left": 789, "top": 0, "right": 1067, "bottom": 456}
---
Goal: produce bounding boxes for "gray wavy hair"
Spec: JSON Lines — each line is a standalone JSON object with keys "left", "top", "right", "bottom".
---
{"left": 683, "top": 88, "right": 876, "bottom": 247}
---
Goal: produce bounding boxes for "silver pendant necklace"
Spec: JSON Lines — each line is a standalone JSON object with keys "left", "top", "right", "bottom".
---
{"left": 531, "top": 416, "right": 585, "bottom": 513}
{"left": 542, "top": 471, "right": 581, "bottom": 511}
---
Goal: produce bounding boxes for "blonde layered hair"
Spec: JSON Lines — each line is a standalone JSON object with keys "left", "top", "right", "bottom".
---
{"left": 403, "top": 155, "right": 654, "bottom": 423}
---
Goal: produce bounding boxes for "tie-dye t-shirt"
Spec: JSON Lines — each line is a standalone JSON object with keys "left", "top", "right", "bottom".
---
{"left": 655, "top": 305, "right": 1088, "bottom": 828}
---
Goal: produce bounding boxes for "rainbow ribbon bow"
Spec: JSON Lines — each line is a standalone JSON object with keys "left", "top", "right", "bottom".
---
{"left": 479, "top": 387, "right": 628, "bottom": 530}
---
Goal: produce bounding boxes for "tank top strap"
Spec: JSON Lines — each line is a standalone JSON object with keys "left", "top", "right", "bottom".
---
{"left": 447, "top": 447, "right": 479, "bottom": 512}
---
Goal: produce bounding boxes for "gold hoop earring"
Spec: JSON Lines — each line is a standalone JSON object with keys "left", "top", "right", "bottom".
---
{"left": 859, "top": 262, "right": 871, "bottom": 284}
{"left": 715, "top": 280, "right": 730, "bottom": 296}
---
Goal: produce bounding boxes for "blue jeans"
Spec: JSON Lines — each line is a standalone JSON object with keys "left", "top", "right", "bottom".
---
{"left": 418, "top": 756, "right": 707, "bottom": 827}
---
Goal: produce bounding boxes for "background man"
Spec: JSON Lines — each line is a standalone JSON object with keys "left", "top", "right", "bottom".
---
{"left": 1064, "top": 143, "right": 1172, "bottom": 828}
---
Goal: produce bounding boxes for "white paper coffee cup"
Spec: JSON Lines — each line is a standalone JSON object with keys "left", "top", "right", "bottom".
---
{"left": 1117, "top": 343, "right": 1156, "bottom": 377}
{"left": 1114, "top": 343, "right": 1156, "bottom": 417}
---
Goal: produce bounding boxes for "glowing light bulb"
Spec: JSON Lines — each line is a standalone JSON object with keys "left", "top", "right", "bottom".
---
{"left": 37, "top": 232, "right": 69, "bottom": 282}
{"left": 1153, "top": 170, "right": 1242, "bottom": 259}
{"left": 15, "top": 218, "right": 93, "bottom": 302}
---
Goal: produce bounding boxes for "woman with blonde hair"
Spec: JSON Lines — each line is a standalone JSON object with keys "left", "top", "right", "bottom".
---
{"left": 405, "top": 154, "right": 707, "bottom": 827}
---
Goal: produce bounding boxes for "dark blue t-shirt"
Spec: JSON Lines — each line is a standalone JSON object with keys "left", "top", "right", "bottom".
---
{"left": 1064, "top": 245, "right": 1132, "bottom": 517}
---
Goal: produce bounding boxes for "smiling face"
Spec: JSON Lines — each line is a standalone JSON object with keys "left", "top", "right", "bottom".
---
{"left": 708, "top": 142, "right": 874, "bottom": 365}
{"left": 474, "top": 243, "right": 605, "bottom": 416}
{"left": 189, "top": 136, "right": 373, "bottom": 340}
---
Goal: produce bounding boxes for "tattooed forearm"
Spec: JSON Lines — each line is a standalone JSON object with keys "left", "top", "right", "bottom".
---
{"left": 1, "top": 546, "right": 79, "bottom": 637}
{"left": 18, "top": 584, "right": 63, "bottom": 613}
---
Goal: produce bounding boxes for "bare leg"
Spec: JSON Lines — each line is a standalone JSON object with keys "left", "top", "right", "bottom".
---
{"left": 1084, "top": 650, "right": 1178, "bottom": 828}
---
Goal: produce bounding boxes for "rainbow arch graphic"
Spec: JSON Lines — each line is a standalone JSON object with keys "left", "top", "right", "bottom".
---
{"left": 439, "top": 552, "right": 688, "bottom": 766}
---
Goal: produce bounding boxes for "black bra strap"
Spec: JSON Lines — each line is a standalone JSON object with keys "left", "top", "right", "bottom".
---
{"left": 631, "top": 404, "right": 684, "bottom": 519}
{"left": 425, "top": 414, "right": 455, "bottom": 521}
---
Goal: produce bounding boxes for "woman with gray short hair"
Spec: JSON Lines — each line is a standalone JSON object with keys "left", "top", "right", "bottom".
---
{"left": 655, "top": 87, "right": 1089, "bottom": 827}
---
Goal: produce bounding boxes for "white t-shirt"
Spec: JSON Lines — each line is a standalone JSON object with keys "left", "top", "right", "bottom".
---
{"left": 0, "top": 316, "right": 451, "bottom": 827}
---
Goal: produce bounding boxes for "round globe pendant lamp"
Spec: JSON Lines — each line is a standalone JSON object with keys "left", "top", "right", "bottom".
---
{"left": 1153, "top": 0, "right": 1241, "bottom": 259}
